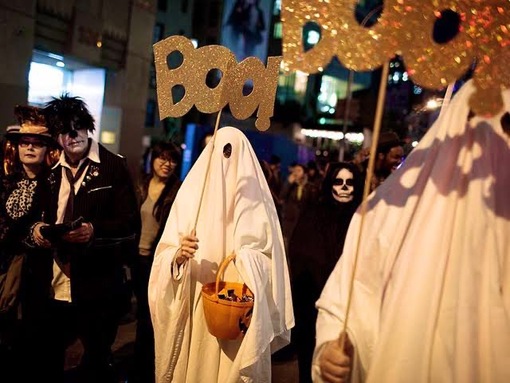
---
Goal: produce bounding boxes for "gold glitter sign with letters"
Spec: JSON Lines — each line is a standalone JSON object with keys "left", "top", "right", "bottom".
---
{"left": 282, "top": 0, "right": 510, "bottom": 117}
{"left": 154, "top": 35, "right": 282, "bottom": 131}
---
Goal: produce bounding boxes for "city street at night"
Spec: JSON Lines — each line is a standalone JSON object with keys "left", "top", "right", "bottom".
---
{"left": 64, "top": 304, "right": 299, "bottom": 383}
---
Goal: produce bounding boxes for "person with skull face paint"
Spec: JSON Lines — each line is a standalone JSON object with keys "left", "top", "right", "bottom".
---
{"left": 287, "top": 162, "right": 363, "bottom": 383}
{"left": 42, "top": 94, "right": 140, "bottom": 382}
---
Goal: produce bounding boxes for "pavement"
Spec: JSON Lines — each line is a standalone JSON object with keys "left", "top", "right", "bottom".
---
{"left": 64, "top": 302, "right": 299, "bottom": 382}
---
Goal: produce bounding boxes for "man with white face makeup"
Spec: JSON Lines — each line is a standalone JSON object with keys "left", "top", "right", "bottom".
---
{"left": 42, "top": 94, "right": 140, "bottom": 382}
{"left": 288, "top": 162, "right": 363, "bottom": 383}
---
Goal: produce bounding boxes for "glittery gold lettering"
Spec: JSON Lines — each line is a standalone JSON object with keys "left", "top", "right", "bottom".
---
{"left": 281, "top": 0, "right": 396, "bottom": 72}
{"left": 389, "top": 2, "right": 474, "bottom": 91}
{"left": 154, "top": 35, "right": 282, "bottom": 130}
{"left": 226, "top": 57, "right": 282, "bottom": 131}
{"left": 281, "top": 0, "right": 510, "bottom": 116}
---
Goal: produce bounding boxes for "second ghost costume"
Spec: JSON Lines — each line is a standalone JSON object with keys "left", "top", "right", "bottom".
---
{"left": 148, "top": 127, "right": 294, "bottom": 382}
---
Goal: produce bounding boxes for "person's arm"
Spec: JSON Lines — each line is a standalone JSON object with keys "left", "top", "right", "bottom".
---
{"left": 170, "top": 229, "right": 199, "bottom": 280}
{"left": 312, "top": 249, "right": 360, "bottom": 383}
{"left": 174, "top": 229, "right": 199, "bottom": 267}
{"left": 315, "top": 332, "right": 354, "bottom": 383}
{"left": 61, "top": 222, "right": 94, "bottom": 244}
{"left": 0, "top": 178, "right": 51, "bottom": 249}
{"left": 30, "top": 222, "right": 52, "bottom": 248}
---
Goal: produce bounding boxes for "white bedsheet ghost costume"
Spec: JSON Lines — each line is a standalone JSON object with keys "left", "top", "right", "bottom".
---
{"left": 148, "top": 127, "right": 294, "bottom": 383}
{"left": 312, "top": 80, "right": 510, "bottom": 382}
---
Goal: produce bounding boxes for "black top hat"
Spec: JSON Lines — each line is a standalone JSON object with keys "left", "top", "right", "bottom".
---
{"left": 5, "top": 105, "right": 54, "bottom": 143}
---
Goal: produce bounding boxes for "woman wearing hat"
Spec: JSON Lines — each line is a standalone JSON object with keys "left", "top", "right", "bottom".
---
{"left": 0, "top": 105, "right": 60, "bottom": 381}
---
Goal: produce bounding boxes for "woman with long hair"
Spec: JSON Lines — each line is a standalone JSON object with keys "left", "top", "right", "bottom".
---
{"left": 132, "top": 141, "right": 182, "bottom": 383}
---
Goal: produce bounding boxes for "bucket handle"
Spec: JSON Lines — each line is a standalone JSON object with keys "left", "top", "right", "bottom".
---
{"left": 215, "top": 253, "right": 237, "bottom": 296}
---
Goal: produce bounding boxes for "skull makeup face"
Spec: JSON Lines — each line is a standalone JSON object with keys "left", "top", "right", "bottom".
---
{"left": 332, "top": 168, "right": 354, "bottom": 203}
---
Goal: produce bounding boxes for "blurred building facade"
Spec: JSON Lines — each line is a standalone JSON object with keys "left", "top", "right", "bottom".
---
{"left": 1, "top": 0, "right": 436, "bottom": 177}
{"left": 0, "top": 0, "right": 156, "bottom": 176}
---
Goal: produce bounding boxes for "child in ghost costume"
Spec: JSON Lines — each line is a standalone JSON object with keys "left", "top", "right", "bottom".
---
{"left": 313, "top": 80, "right": 510, "bottom": 383}
{"left": 148, "top": 127, "right": 294, "bottom": 383}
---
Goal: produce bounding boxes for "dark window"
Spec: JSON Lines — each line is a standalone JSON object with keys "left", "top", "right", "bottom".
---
{"left": 153, "top": 23, "right": 164, "bottom": 44}
{"left": 149, "top": 65, "right": 157, "bottom": 89}
{"left": 181, "top": 0, "right": 189, "bottom": 13}
{"left": 157, "top": 0, "right": 167, "bottom": 11}
{"left": 145, "top": 99, "right": 156, "bottom": 127}
{"left": 208, "top": 2, "right": 220, "bottom": 28}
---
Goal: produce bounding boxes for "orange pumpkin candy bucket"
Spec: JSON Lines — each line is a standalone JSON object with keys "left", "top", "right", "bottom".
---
{"left": 201, "top": 253, "right": 254, "bottom": 340}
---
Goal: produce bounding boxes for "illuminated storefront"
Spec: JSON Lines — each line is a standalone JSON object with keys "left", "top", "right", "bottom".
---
{"left": 28, "top": 50, "right": 106, "bottom": 143}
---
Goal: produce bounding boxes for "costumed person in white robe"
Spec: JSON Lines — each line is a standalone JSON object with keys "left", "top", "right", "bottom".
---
{"left": 148, "top": 126, "right": 294, "bottom": 383}
{"left": 312, "top": 80, "right": 510, "bottom": 383}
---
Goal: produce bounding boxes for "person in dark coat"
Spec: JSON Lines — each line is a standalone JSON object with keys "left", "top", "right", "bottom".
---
{"left": 288, "top": 161, "right": 363, "bottom": 383}
{"left": 0, "top": 106, "right": 60, "bottom": 382}
{"left": 279, "top": 163, "right": 319, "bottom": 251}
{"left": 42, "top": 94, "right": 140, "bottom": 382}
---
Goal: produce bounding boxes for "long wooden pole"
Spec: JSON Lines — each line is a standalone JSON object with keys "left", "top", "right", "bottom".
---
{"left": 341, "top": 61, "right": 390, "bottom": 338}
{"left": 439, "top": 82, "right": 455, "bottom": 119}
{"left": 193, "top": 109, "right": 223, "bottom": 232}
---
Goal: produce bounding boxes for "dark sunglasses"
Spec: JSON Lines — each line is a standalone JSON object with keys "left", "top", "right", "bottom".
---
{"left": 332, "top": 178, "right": 354, "bottom": 186}
{"left": 51, "top": 117, "right": 89, "bottom": 136}
{"left": 19, "top": 138, "right": 47, "bottom": 149}
{"left": 59, "top": 125, "right": 88, "bottom": 136}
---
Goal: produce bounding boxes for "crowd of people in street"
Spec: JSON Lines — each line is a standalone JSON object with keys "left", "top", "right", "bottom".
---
{"left": 0, "top": 94, "right": 406, "bottom": 383}
{"left": 3, "top": 87, "right": 506, "bottom": 383}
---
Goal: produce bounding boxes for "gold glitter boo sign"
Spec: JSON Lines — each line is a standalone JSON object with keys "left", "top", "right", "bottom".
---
{"left": 154, "top": 35, "right": 281, "bottom": 131}
{"left": 282, "top": 0, "right": 510, "bottom": 116}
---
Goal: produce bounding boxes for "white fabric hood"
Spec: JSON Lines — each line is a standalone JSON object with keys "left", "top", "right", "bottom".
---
{"left": 149, "top": 126, "right": 294, "bottom": 383}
